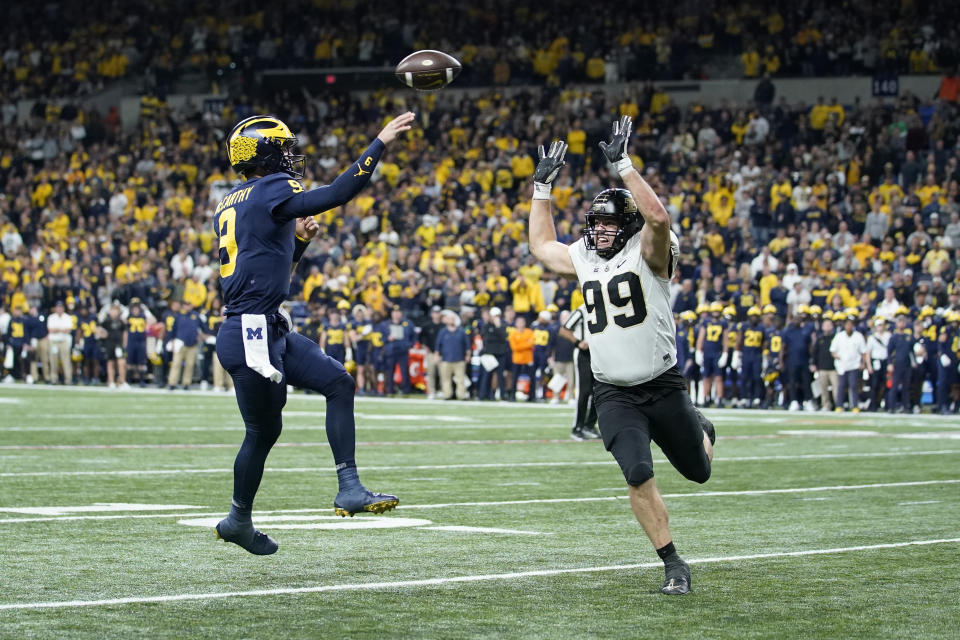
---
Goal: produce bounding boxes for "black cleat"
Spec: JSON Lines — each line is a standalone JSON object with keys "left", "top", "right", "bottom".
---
{"left": 695, "top": 407, "right": 716, "bottom": 445}
{"left": 570, "top": 429, "right": 586, "bottom": 441}
{"left": 334, "top": 486, "right": 399, "bottom": 517}
{"left": 661, "top": 559, "right": 691, "bottom": 595}
{"left": 215, "top": 517, "right": 278, "bottom": 555}
{"left": 581, "top": 427, "right": 602, "bottom": 440}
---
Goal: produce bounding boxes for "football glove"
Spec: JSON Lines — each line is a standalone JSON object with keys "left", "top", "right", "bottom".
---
{"left": 717, "top": 352, "right": 728, "bottom": 369}
{"left": 533, "top": 140, "right": 567, "bottom": 200}
{"left": 695, "top": 350, "right": 704, "bottom": 367}
{"left": 599, "top": 114, "right": 633, "bottom": 176}
{"left": 941, "top": 354, "right": 951, "bottom": 368}
{"left": 731, "top": 350, "right": 742, "bottom": 370}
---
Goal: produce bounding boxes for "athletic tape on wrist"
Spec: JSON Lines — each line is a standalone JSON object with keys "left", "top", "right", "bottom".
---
{"left": 533, "top": 182, "right": 552, "bottom": 200}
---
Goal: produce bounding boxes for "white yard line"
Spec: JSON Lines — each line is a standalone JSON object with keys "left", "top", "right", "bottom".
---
{"left": 1, "top": 449, "right": 958, "bottom": 478}
{"left": 0, "top": 438, "right": 577, "bottom": 452}
{"left": 0, "top": 537, "right": 957, "bottom": 611}
{"left": 0, "top": 479, "right": 955, "bottom": 524}
{"left": 4, "top": 383, "right": 960, "bottom": 422}
{"left": 421, "top": 525, "right": 549, "bottom": 535}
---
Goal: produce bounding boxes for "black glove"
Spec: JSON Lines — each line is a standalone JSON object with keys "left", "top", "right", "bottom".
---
{"left": 534, "top": 140, "right": 568, "bottom": 185}
{"left": 599, "top": 115, "right": 632, "bottom": 171}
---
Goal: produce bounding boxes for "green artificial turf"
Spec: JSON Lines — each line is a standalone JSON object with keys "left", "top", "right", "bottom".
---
{"left": 0, "top": 385, "right": 958, "bottom": 639}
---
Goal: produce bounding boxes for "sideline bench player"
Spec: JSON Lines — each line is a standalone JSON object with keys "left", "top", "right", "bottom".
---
{"left": 212, "top": 112, "right": 414, "bottom": 554}
{"left": 528, "top": 117, "right": 715, "bottom": 595}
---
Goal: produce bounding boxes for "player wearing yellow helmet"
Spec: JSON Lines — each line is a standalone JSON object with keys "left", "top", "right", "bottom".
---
{"left": 696, "top": 300, "right": 730, "bottom": 406}
{"left": 735, "top": 306, "right": 766, "bottom": 407}
{"left": 937, "top": 313, "right": 959, "bottom": 413}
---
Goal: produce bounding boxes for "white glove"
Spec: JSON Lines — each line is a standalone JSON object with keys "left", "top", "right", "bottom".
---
{"left": 717, "top": 352, "right": 728, "bottom": 369}
{"left": 731, "top": 350, "right": 742, "bottom": 370}
{"left": 695, "top": 350, "right": 704, "bottom": 367}
{"left": 941, "top": 354, "right": 951, "bottom": 368}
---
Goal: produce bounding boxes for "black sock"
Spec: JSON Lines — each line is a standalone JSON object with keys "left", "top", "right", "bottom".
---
{"left": 657, "top": 541, "right": 682, "bottom": 566}
{"left": 228, "top": 501, "right": 252, "bottom": 523}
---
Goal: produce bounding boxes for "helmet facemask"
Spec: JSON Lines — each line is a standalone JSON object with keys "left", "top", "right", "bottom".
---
{"left": 582, "top": 188, "right": 643, "bottom": 259}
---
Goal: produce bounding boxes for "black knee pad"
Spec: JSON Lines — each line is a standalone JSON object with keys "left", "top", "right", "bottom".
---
{"left": 625, "top": 461, "right": 655, "bottom": 486}
{"left": 607, "top": 429, "right": 655, "bottom": 486}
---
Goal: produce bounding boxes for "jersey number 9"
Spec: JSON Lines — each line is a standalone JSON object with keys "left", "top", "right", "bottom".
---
{"left": 582, "top": 272, "right": 647, "bottom": 334}
{"left": 217, "top": 207, "right": 238, "bottom": 277}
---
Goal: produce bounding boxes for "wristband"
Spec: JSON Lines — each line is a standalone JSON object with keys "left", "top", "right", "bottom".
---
{"left": 292, "top": 235, "right": 310, "bottom": 264}
{"left": 613, "top": 156, "right": 632, "bottom": 177}
{"left": 533, "top": 182, "right": 552, "bottom": 200}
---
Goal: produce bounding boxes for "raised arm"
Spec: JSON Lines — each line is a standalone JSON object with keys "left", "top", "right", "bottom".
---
{"left": 528, "top": 140, "right": 577, "bottom": 278}
{"left": 599, "top": 115, "right": 671, "bottom": 277}
{"left": 273, "top": 112, "right": 415, "bottom": 222}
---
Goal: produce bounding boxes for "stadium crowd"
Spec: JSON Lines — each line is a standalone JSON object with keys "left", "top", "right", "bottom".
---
{"left": 3, "top": 57, "right": 960, "bottom": 411}
{"left": 3, "top": 0, "right": 959, "bottom": 104}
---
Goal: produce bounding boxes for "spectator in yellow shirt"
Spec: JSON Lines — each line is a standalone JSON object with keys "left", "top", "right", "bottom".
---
{"left": 510, "top": 275, "right": 544, "bottom": 320}
{"left": 741, "top": 47, "right": 760, "bottom": 78}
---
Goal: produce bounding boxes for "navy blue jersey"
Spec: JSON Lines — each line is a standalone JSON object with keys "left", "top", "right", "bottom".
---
{"left": 205, "top": 312, "right": 224, "bottom": 337}
{"left": 324, "top": 321, "right": 348, "bottom": 347}
{"left": 26, "top": 314, "right": 48, "bottom": 340}
{"left": 173, "top": 310, "right": 202, "bottom": 347}
{"left": 126, "top": 312, "right": 148, "bottom": 344}
{"left": 531, "top": 323, "right": 555, "bottom": 359}
{"left": 214, "top": 173, "right": 305, "bottom": 315}
{"left": 888, "top": 332, "right": 914, "bottom": 368}
{"left": 214, "top": 140, "right": 384, "bottom": 316}
{"left": 701, "top": 319, "right": 727, "bottom": 354}
{"left": 782, "top": 324, "right": 812, "bottom": 365}
{"left": 741, "top": 322, "right": 765, "bottom": 356}
{"left": 79, "top": 314, "right": 100, "bottom": 347}
{"left": 765, "top": 327, "right": 782, "bottom": 360}
{"left": 6, "top": 315, "right": 28, "bottom": 347}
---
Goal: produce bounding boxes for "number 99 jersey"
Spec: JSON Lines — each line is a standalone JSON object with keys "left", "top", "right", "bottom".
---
{"left": 568, "top": 231, "right": 679, "bottom": 386}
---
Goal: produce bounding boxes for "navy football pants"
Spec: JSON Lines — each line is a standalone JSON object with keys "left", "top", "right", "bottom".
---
{"left": 217, "top": 316, "right": 356, "bottom": 510}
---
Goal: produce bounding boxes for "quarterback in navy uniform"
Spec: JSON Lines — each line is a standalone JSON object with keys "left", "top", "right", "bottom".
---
{"left": 212, "top": 112, "right": 414, "bottom": 554}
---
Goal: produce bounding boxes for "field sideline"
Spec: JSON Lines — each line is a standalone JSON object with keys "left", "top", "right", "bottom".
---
{"left": 0, "top": 384, "right": 958, "bottom": 639}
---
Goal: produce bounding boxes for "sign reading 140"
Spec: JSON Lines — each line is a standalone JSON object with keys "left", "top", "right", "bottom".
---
{"left": 872, "top": 75, "right": 899, "bottom": 97}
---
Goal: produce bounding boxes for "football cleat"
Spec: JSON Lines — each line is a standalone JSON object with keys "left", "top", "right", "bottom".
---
{"left": 661, "top": 559, "right": 691, "bottom": 595}
{"left": 215, "top": 517, "right": 278, "bottom": 555}
{"left": 581, "top": 427, "right": 602, "bottom": 440}
{"left": 570, "top": 429, "right": 586, "bottom": 441}
{"left": 333, "top": 487, "right": 399, "bottom": 517}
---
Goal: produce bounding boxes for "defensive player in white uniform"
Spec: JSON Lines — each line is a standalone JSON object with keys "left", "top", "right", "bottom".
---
{"left": 528, "top": 117, "right": 715, "bottom": 595}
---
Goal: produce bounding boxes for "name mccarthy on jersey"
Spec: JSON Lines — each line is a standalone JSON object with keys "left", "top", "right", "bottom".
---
{"left": 568, "top": 233, "right": 677, "bottom": 387}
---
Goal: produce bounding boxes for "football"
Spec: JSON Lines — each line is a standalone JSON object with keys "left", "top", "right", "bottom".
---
{"left": 395, "top": 50, "right": 462, "bottom": 92}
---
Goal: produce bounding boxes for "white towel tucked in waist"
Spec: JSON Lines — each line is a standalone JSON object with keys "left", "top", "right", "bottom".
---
{"left": 241, "top": 314, "right": 283, "bottom": 383}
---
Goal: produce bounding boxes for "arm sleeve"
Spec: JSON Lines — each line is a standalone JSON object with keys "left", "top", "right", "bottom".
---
{"left": 273, "top": 139, "right": 385, "bottom": 222}
{"left": 292, "top": 235, "right": 311, "bottom": 264}
{"left": 562, "top": 310, "right": 581, "bottom": 331}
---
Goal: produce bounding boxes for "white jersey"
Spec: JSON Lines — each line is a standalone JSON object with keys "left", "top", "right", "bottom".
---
{"left": 568, "top": 232, "right": 678, "bottom": 386}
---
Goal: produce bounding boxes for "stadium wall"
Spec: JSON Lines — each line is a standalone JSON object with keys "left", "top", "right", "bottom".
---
{"left": 104, "top": 75, "right": 943, "bottom": 130}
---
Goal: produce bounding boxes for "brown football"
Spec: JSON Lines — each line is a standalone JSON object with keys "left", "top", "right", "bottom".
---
{"left": 395, "top": 50, "right": 462, "bottom": 92}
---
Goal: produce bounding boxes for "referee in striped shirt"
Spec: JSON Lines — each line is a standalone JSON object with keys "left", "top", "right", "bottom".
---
{"left": 558, "top": 304, "right": 600, "bottom": 440}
